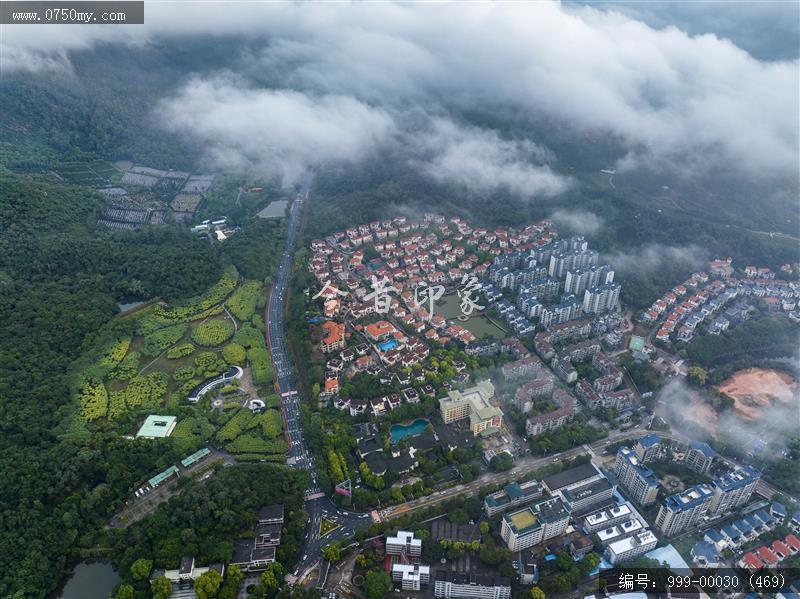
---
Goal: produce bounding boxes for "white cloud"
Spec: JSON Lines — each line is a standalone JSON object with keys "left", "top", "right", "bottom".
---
{"left": 156, "top": 76, "right": 396, "bottom": 184}
{"left": 550, "top": 209, "right": 604, "bottom": 235}
{"left": 604, "top": 243, "right": 707, "bottom": 273}
{"left": 2, "top": 2, "right": 797, "bottom": 181}
{"left": 410, "top": 119, "right": 570, "bottom": 199}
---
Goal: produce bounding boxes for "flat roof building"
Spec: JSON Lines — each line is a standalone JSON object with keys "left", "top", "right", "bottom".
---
{"left": 433, "top": 570, "right": 512, "bottom": 599}
{"left": 483, "top": 480, "right": 543, "bottom": 517}
{"left": 561, "top": 478, "right": 615, "bottom": 513}
{"left": 583, "top": 503, "right": 633, "bottom": 533}
{"left": 614, "top": 447, "right": 660, "bottom": 506}
{"left": 605, "top": 530, "right": 658, "bottom": 565}
{"left": 542, "top": 462, "right": 602, "bottom": 494}
{"left": 500, "top": 497, "right": 569, "bottom": 551}
{"left": 386, "top": 530, "right": 422, "bottom": 557}
{"left": 656, "top": 484, "right": 714, "bottom": 537}
{"left": 136, "top": 415, "right": 177, "bottom": 439}
{"left": 392, "top": 563, "right": 430, "bottom": 591}
{"left": 709, "top": 466, "right": 760, "bottom": 516}
{"left": 439, "top": 381, "right": 503, "bottom": 436}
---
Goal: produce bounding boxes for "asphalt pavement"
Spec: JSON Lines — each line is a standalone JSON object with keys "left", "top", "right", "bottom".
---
{"left": 264, "top": 177, "right": 372, "bottom": 579}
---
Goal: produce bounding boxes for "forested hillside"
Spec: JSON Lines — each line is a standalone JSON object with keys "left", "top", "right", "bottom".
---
{"left": 0, "top": 170, "right": 229, "bottom": 596}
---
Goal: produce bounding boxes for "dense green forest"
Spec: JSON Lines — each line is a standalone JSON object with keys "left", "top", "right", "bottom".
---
{"left": 686, "top": 315, "right": 800, "bottom": 367}
{"left": 0, "top": 168, "right": 290, "bottom": 597}
{"left": 0, "top": 39, "right": 252, "bottom": 169}
{"left": 110, "top": 465, "right": 308, "bottom": 594}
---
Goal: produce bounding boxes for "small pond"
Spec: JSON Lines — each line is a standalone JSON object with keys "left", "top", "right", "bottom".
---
{"left": 60, "top": 562, "right": 120, "bottom": 599}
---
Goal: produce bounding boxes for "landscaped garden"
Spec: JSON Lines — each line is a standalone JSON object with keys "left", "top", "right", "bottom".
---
{"left": 319, "top": 517, "right": 341, "bottom": 537}
{"left": 70, "top": 266, "right": 285, "bottom": 461}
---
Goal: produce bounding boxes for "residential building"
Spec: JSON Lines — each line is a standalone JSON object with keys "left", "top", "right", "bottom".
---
{"left": 655, "top": 485, "right": 715, "bottom": 537}
{"left": 439, "top": 381, "right": 503, "bottom": 436}
{"left": 433, "top": 571, "right": 512, "bottom": 599}
{"left": 708, "top": 466, "right": 760, "bottom": 516}
{"left": 484, "top": 480, "right": 544, "bottom": 517}
{"left": 564, "top": 265, "right": 614, "bottom": 295}
{"left": 614, "top": 447, "right": 660, "bottom": 506}
{"left": 540, "top": 295, "right": 583, "bottom": 328}
{"left": 320, "top": 321, "right": 346, "bottom": 353}
{"left": 500, "top": 497, "right": 570, "bottom": 551}
{"left": 633, "top": 434, "right": 663, "bottom": 463}
{"left": 514, "top": 376, "right": 555, "bottom": 413}
{"left": 501, "top": 355, "right": 543, "bottom": 381}
{"left": 582, "top": 283, "right": 621, "bottom": 314}
{"left": 525, "top": 388, "right": 576, "bottom": 436}
{"left": 549, "top": 249, "right": 599, "bottom": 279}
{"left": 605, "top": 530, "right": 658, "bottom": 565}
{"left": 386, "top": 530, "right": 422, "bottom": 558}
{"left": 392, "top": 563, "right": 430, "bottom": 591}
{"left": 684, "top": 441, "right": 717, "bottom": 475}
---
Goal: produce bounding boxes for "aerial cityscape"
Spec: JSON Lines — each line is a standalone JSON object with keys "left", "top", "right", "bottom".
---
{"left": 0, "top": 2, "right": 798, "bottom": 599}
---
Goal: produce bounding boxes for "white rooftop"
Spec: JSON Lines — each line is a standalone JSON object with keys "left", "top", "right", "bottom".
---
{"left": 607, "top": 530, "right": 656, "bottom": 557}
{"left": 586, "top": 504, "right": 631, "bottom": 526}
{"left": 387, "top": 530, "right": 422, "bottom": 548}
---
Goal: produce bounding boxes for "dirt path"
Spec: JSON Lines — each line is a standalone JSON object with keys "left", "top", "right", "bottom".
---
{"left": 237, "top": 365, "right": 260, "bottom": 400}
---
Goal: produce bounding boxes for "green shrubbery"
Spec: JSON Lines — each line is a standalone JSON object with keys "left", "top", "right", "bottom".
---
{"left": 99, "top": 337, "right": 131, "bottom": 369}
{"left": 222, "top": 342, "right": 246, "bottom": 365}
{"left": 248, "top": 346, "right": 275, "bottom": 386}
{"left": 142, "top": 323, "right": 188, "bottom": 357}
{"left": 166, "top": 343, "right": 195, "bottom": 359}
{"left": 125, "top": 372, "right": 168, "bottom": 409}
{"left": 136, "top": 267, "right": 239, "bottom": 335}
{"left": 226, "top": 280, "right": 262, "bottom": 321}
{"left": 111, "top": 351, "right": 141, "bottom": 381}
{"left": 192, "top": 319, "right": 235, "bottom": 347}
{"left": 79, "top": 379, "right": 108, "bottom": 421}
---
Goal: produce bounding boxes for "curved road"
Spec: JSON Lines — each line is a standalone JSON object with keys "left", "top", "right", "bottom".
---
{"left": 264, "top": 177, "right": 371, "bottom": 580}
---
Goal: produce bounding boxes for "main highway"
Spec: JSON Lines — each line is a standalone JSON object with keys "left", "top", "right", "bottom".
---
{"left": 264, "top": 176, "right": 371, "bottom": 581}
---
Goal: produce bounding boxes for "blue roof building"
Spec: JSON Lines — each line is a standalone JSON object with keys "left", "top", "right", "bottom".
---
{"left": 634, "top": 434, "right": 663, "bottom": 463}
{"left": 721, "top": 524, "right": 742, "bottom": 543}
{"left": 639, "top": 434, "right": 662, "bottom": 448}
{"left": 733, "top": 519, "right": 753, "bottom": 537}
{"left": 772, "top": 502, "right": 788, "bottom": 519}
{"left": 710, "top": 466, "right": 760, "bottom": 516}
{"left": 685, "top": 441, "right": 717, "bottom": 474}
{"left": 704, "top": 529, "right": 724, "bottom": 544}
{"left": 690, "top": 441, "right": 716, "bottom": 457}
{"left": 755, "top": 509, "right": 775, "bottom": 527}
{"left": 743, "top": 514, "right": 763, "bottom": 532}
{"left": 655, "top": 484, "right": 715, "bottom": 536}
{"left": 691, "top": 540, "right": 720, "bottom": 567}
